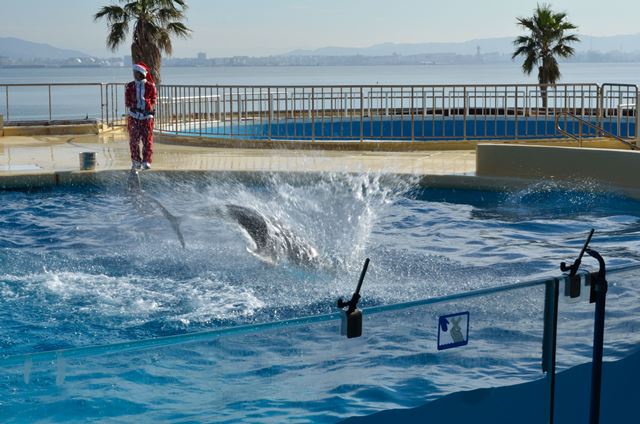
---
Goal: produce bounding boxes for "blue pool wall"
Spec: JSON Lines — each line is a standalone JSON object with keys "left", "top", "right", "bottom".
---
{"left": 187, "top": 116, "right": 636, "bottom": 141}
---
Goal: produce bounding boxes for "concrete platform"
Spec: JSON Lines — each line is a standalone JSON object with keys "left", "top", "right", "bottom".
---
{"left": 0, "top": 132, "right": 476, "bottom": 179}
{"left": 3, "top": 132, "right": 640, "bottom": 200}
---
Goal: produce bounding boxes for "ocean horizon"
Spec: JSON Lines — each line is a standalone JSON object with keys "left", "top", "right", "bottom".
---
{"left": 2, "top": 62, "right": 640, "bottom": 85}
{"left": 2, "top": 62, "right": 639, "bottom": 121}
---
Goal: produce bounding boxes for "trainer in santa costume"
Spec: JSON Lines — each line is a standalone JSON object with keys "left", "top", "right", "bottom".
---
{"left": 125, "top": 62, "right": 157, "bottom": 170}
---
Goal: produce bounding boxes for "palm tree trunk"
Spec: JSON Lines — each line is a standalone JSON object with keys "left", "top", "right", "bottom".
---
{"left": 540, "top": 85, "right": 548, "bottom": 109}
{"left": 538, "top": 65, "right": 549, "bottom": 110}
{"left": 132, "top": 25, "right": 162, "bottom": 84}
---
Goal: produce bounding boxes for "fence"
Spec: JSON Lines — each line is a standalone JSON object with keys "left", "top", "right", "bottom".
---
{"left": 0, "top": 83, "right": 125, "bottom": 127}
{"left": 155, "top": 83, "right": 639, "bottom": 143}
{"left": 1, "top": 82, "right": 637, "bottom": 143}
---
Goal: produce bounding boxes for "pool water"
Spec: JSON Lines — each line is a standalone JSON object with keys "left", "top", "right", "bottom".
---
{"left": 1, "top": 172, "right": 640, "bottom": 421}
{"left": 1, "top": 172, "right": 640, "bottom": 354}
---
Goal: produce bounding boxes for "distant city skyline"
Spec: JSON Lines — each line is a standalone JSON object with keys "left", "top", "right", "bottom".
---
{"left": 2, "top": 0, "right": 640, "bottom": 58}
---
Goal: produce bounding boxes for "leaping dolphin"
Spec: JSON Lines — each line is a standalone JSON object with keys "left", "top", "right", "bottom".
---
{"left": 217, "top": 204, "right": 319, "bottom": 266}
{"left": 125, "top": 171, "right": 318, "bottom": 264}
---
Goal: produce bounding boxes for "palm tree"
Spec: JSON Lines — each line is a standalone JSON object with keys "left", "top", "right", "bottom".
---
{"left": 512, "top": 4, "right": 579, "bottom": 108}
{"left": 95, "top": 0, "right": 191, "bottom": 84}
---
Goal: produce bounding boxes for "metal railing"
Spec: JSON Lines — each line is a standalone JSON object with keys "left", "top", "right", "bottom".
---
{"left": 154, "top": 83, "right": 638, "bottom": 143}
{"left": 1, "top": 82, "right": 637, "bottom": 144}
{"left": 0, "top": 83, "right": 126, "bottom": 127}
{"left": 555, "top": 110, "right": 638, "bottom": 150}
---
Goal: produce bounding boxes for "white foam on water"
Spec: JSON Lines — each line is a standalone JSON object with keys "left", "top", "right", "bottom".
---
{"left": 4, "top": 270, "right": 265, "bottom": 326}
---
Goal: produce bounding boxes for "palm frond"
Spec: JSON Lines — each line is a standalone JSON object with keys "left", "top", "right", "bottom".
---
{"left": 521, "top": 51, "right": 538, "bottom": 74}
{"left": 166, "top": 22, "right": 191, "bottom": 38}
{"left": 512, "top": 3, "right": 579, "bottom": 87}
{"left": 94, "top": 5, "right": 128, "bottom": 23}
{"left": 106, "top": 21, "right": 129, "bottom": 51}
{"left": 157, "top": 7, "right": 184, "bottom": 25}
{"left": 123, "top": 1, "right": 143, "bottom": 17}
{"left": 96, "top": 0, "right": 192, "bottom": 83}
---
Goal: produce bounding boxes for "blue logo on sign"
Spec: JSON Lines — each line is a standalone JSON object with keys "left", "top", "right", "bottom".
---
{"left": 437, "top": 311, "right": 469, "bottom": 351}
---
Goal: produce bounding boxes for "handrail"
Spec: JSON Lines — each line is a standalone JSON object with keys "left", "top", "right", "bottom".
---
{"left": 0, "top": 273, "right": 556, "bottom": 367}
{"left": 2, "top": 263, "right": 639, "bottom": 368}
{"left": 154, "top": 83, "right": 610, "bottom": 141}
{"left": 0, "top": 82, "right": 127, "bottom": 126}
{"left": 555, "top": 110, "right": 638, "bottom": 150}
{"left": 0, "top": 82, "right": 636, "bottom": 140}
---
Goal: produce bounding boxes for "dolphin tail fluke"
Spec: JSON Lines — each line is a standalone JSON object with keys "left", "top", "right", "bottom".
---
{"left": 175, "top": 219, "right": 186, "bottom": 249}
{"left": 147, "top": 196, "right": 187, "bottom": 248}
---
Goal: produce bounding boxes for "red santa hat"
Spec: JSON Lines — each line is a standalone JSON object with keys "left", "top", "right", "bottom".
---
{"left": 133, "top": 62, "right": 154, "bottom": 83}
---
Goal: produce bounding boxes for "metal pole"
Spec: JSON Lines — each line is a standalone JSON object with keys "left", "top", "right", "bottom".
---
{"left": 617, "top": 91, "right": 622, "bottom": 137}
{"left": 514, "top": 85, "right": 519, "bottom": 140}
{"left": 48, "top": 85, "right": 52, "bottom": 121}
{"left": 636, "top": 90, "right": 640, "bottom": 147}
{"left": 463, "top": 86, "right": 467, "bottom": 140}
{"left": 268, "top": 87, "right": 272, "bottom": 141}
{"left": 199, "top": 87, "right": 202, "bottom": 137}
{"left": 586, "top": 249, "right": 608, "bottom": 424}
{"left": 542, "top": 278, "right": 560, "bottom": 424}
{"left": 312, "top": 87, "right": 315, "bottom": 142}
{"left": 360, "top": 87, "right": 364, "bottom": 143}
{"left": 411, "top": 86, "right": 415, "bottom": 143}
{"left": 100, "top": 84, "right": 105, "bottom": 128}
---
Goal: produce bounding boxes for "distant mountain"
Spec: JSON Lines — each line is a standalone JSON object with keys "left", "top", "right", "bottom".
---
{"left": 0, "top": 37, "right": 89, "bottom": 59}
{"left": 286, "top": 33, "right": 640, "bottom": 57}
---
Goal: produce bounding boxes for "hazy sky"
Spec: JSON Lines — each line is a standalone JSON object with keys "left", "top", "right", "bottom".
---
{"left": 2, "top": 0, "right": 639, "bottom": 57}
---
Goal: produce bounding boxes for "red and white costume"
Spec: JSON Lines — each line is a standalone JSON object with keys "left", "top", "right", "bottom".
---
{"left": 125, "top": 63, "right": 157, "bottom": 166}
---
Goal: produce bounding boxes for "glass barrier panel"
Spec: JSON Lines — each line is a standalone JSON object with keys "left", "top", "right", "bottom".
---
{"left": 556, "top": 271, "right": 597, "bottom": 372}
{"left": 551, "top": 271, "right": 596, "bottom": 423}
{"left": 603, "top": 266, "right": 640, "bottom": 360}
{"left": 599, "top": 266, "right": 640, "bottom": 422}
{"left": 553, "top": 265, "right": 640, "bottom": 423}
{"left": 1, "top": 283, "right": 551, "bottom": 423}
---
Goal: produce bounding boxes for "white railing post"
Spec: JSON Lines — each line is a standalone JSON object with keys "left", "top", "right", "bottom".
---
{"left": 268, "top": 87, "right": 272, "bottom": 141}
{"left": 385, "top": 91, "right": 389, "bottom": 116}
{"left": 618, "top": 91, "right": 623, "bottom": 137}
{"left": 636, "top": 92, "right": 640, "bottom": 146}
{"left": 5, "top": 86, "right": 10, "bottom": 121}
{"left": 311, "top": 88, "right": 315, "bottom": 142}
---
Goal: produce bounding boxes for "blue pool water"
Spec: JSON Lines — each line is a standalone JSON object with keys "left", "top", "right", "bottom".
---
{"left": 1, "top": 172, "right": 640, "bottom": 421}
{"left": 184, "top": 116, "right": 636, "bottom": 141}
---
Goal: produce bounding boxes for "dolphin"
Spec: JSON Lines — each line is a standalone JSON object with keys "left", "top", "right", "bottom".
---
{"left": 218, "top": 204, "right": 319, "bottom": 266}
{"left": 125, "top": 171, "right": 317, "bottom": 262}
{"left": 127, "top": 170, "right": 186, "bottom": 248}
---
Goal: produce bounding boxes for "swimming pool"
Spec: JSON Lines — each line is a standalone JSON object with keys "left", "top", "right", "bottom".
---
{"left": 168, "top": 116, "right": 636, "bottom": 141}
{"left": 1, "top": 172, "right": 640, "bottom": 421}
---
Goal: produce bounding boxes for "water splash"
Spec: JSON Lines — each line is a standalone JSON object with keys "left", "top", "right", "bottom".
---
{"left": 2, "top": 173, "right": 640, "bottom": 356}
{"left": 150, "top": 171, "right": 417, "bottom": 271}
